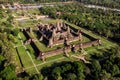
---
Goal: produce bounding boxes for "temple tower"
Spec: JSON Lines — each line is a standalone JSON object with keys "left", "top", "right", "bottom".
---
{"left": 67, "top": 26, "right": 71, "bottom": 39}
{"left": 64, "top": 37, "right": 69, "bottom": 46}
{"left": 98, "top": 39, "right": 101, "bottom": 45}
{"left": 62, "top": 22, "right": 66, "bottom": 28}
{"left": 79, "top": 30, "right": 82, "bottom": 41}
{"left": 48, "top": 37, "right": 53, "bottom": 47}
{"left": 39, "top": 35, "right": 43, "bottom": 41}
{"left": 71, "top": 44, "right": 76, "bottom": 52}
{"left": 52, "top": 28, "right": 57, "bottom": 41}
{"left": 56, "top": 22, "right": 61, "bottom": 31}
{"left": 80, "top": 43, "right": 83, "bottom": 50}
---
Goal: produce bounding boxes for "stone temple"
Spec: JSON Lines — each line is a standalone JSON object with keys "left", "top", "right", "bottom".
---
{"left": 22, "top": 21, "right": 101, "bottom": 61}
{"left": 37, "top": 22, "right": 82, "bottom": 47}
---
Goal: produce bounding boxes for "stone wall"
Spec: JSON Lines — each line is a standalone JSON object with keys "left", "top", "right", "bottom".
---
{"left": 37, "top": 39, "right": 101, "bottom": 61}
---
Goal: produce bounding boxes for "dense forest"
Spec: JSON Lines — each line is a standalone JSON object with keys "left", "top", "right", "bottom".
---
{"left": 40, "top": 4, "right": 120, "bottom": 43}
{"left": 0, "top": 9, "right": 17, "bottom": 79}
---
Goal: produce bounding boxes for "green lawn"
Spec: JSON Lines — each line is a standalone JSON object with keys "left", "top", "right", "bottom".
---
{"left": 14, "top": 36, "right": 22, "bottom": 46}
{"left": 25, "top": 67, "right": 38, "bottom": 75}
{"left": 13, "top": 48, "right": 23, "bottom": 73}
{"left": 26, "top": 44, "right": 43, "bottom": 64}
{"left": 17, "top": 46, "right": 33, "bottom": 68}
{"left": 19, "top": 32, "right": 27, "bottom": 41}
{"left": 37, "top": 57, "right": 71, "bottom": 71}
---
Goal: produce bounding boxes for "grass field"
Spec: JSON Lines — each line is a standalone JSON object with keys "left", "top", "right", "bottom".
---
{"left": 17, "top": 46, "right": 33, "bottom": 68}
{"left": 14, "top": 19, "right": 118, "bottom": 74}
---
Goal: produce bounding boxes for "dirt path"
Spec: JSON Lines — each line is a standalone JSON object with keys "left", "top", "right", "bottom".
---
{"left": 24, "top": 57, "right": 65, "bottom": 70}
{"left": 72, "top": 55, "right": 91, "bottom": 64}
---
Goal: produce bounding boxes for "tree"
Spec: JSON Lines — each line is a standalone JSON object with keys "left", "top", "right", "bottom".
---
{"left": 52, "top": 67, "right": 62, "bottom": 80}
{"left": 110, "top": 64, "right": 120, "bottom": 76}
{"left": 74, "top": 61, "right": 85, "bottom": 80}
{"left": 29, "top": 74, "right": 43, "bottom": 80}
{"left": 65, "top": 73, "right": 77, "bottom": 80}
{"left": 0, "top": 64, "right": 17, "bottom": 80}
{"left": 7, "top": 15, "right": 14, "bottom": 23}
{"left": 12, "top": 28, "right": 20, "bottom": 36}
{"left": 0, "top": 55, "right": 5, "bottom": 71}
{"left": 91, "top": 60, "right": 101, "bottom": 79}
{"left": 101, "top": 70, "right": 111, "bottom": 80}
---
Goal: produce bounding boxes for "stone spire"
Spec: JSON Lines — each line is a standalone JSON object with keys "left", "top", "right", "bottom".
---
{"left": 71, "top": 44, "right": 76, "bottom": 52}
{"left": 67, "top": 26, "right": 70, "bottom": 33}
{"left": 52, "top": 28, "right": 56, "bottom": 37}
{"left": 57, "top": 22, "right": 61, "bottom": 31}
{"left": 49, "top": 28, "right": 56, "bottom": 46}
{"left": 64, "top": 37, "right": 69, "bottom": 46}
{"left": 46, "top": 24, "right": 50, "bottom": 30}
{"left": 39, "top": 35, "right": 43, "bottom": 41}
{"left": 48, "top": 37, "right": 53, "bottom": 48}
{"left": 62, "top": 22, "right": 66, "bottom": 28}
{"left": 80, "top": 43, "right": 83, "bottom": 50}
{"left": 67, "top": 26, "right": 71, "bottom": 38}
{"left": 79, "top": 30, "right": 82, "bottom": 41}
{"left": 98, "top": 39, "right": 101, "bottom": 45}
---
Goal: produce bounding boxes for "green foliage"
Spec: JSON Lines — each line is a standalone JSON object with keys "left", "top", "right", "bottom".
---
{"left": 111, "top": 65, "right": 120, "bottom": 76}
{"left": 91, "top": 60, "right": 101, "bottom": 79}
{"left": 0, "top": 64, "right": 17, "bottom": 80}
{"left": 101, "top": 70, "right": 111, "bottom": 80}
{"left": 2, "top": 21, "right": 13, "bottom": 27}
{"left": 52, "top": 67, "right": 62, "bottom": 80}
{"left": 12, "top": 28, "right": 20, "bottom": 36}
{"left": 29, "top": 74, "right": 44, "bottom": 80}
{"left": 0, "top": 9, "right": 18, "bottom": 80}
{"left": 0, "top": 55, "right": 5, "bottom": 68}
{"left": 73, "top": 61, "right": 85, "bottom": 80}
{"left": 66, "top": 73, "right": 77, "bottom": 80}
{"left": 7, "top": 15, "right": 14, "bottom": 23}
{"left": 4, "top": 28, "right": 11, "bottom": 34}
{"left": 41, "top": 61, "right": 85, "bottom": 80}
{"left": 101, "top": 51, "right": 120, "bottom": 78}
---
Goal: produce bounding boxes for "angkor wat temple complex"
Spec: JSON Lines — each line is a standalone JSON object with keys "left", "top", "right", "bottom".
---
{"left": 22, "top": 21, "right": 101, "bottom": 61}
